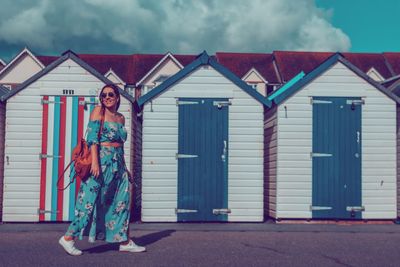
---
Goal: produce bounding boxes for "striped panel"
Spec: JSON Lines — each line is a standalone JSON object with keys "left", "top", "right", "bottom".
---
{"left": 39, "top": 96, "right": 49, "bottom": 222}
{"left": 39, "top": 96, "right": 96, "bottom": 221}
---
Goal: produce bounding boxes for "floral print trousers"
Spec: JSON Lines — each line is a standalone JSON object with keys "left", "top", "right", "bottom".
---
{"left": 65, "top": 146, "right": 131, "bottom": 243}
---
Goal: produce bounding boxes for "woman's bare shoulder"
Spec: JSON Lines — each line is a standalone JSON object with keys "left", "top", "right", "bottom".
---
{"left": 116, "top": 112, "right": 125, "bottom": 125}
{"left": 90, "top": 106, "right": 103, "bottom": 120}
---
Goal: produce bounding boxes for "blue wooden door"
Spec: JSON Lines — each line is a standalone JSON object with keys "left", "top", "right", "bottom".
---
{"left": 177, "top": 98, "right": 229, "bottom": 221}
{"left": 312, "top": 97, "right": 362, "bottom": 219}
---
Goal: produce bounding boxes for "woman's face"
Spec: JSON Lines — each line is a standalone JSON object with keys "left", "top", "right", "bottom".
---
{"left": 101, "top": 86, "right": 119, "bottom": 109}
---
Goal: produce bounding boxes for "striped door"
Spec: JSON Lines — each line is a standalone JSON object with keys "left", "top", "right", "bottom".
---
{"left": 177, "top": 98, "right": 229, "bottom": 222}
{"left": 312, "top": 97, "right": 362, "bottom": 219}
{"left": 39, "top": 95, "right": 98, "bottom": 222}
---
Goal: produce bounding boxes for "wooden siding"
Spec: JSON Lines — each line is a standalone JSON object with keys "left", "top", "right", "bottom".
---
{"left": 276, "top": 62, "right": 397, "bottom": 219}
{"left": 141, "top": 65, "right": 264, "bottom": 222}
{"left": 131, "top": 110, "right": 142, "bottom": 222}
{"left": 0, "top": 102, "right": 5, "bottom": 221}
{"left": 2, "top": 59, "right": 132, "bottom": 222}
{"left": 264, "top": 106, "right": 277, "bottom": 220}
{"left": 397, "top": 104, "right": 400, "bottom": 218}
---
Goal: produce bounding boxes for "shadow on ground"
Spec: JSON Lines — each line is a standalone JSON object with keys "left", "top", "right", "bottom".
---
{"left": 84, "top": 229, "right": 176, "bottom": 253}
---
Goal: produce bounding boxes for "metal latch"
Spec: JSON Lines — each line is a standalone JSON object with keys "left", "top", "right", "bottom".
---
{"left": 346, "top": 100, "right": 365, "bottom": 105}
{"left": 37, "top": 209, "right": 59, "bottom": 214}
{"left": 176, "top": 100, "right": 200, "bottom": 106}
{"left": 176, "top": 153, "right": 198, "bottom": 159}
{"left": 39, "top": 153, "right": 62, "bottom": 159}
{"left": 41, "top": 99, "right": 64, "bottom": 105}
{"left": 79, "top": 100, "right": 98, "bottom": 106}
{"left": 310, "top": 153, "right": 332, "bottom": 158}
{"left": 346, "top": 206, "right": 365, "bottom": 212}
{"left": 213, "top": 208, "right": 231, "bottom": 215}
{"left": 310, "top": 206, "right": 332, "bottom": 211}
{"left": 213, "top": 101, "right": 231, "bottom": 108}
{"left": 175, "top": 209, "right": 198, "bottom": 214}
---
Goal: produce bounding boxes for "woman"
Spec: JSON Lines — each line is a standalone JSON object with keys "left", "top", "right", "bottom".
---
{"left": 59, "top": 84, "right": 145, "bottom": 255}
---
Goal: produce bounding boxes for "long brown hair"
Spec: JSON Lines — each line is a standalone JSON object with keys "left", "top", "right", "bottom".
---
{"left": 99, "top": 84, "right": 121, "bottom": 111}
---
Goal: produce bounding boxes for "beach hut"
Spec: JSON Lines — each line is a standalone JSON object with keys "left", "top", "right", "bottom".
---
{"left": 135, "top": 52, "right": 271, "bottom": 222}
{"left": 265, "top": 53, "right": 400, "bottom": 220}
{"left": 0, "top": 51, "right": 135, "bottom": 222}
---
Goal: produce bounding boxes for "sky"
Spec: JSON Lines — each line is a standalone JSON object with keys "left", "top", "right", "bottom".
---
{"left": 0, "top": 0, "right": 398, "bottom": 62}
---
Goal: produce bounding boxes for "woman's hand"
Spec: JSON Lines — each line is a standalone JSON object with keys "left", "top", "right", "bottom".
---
{"left": 91, "top": 161, "right": 100, "bottom": 178}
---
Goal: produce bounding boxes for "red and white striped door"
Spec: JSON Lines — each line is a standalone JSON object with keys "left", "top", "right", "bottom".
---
{"left": 38, "top": 95, "right": 98, "bottom": 221}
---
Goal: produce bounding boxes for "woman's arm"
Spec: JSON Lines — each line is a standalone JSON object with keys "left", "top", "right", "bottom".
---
{"left": 88, "top": 106, "right": 103, "bottom": 178}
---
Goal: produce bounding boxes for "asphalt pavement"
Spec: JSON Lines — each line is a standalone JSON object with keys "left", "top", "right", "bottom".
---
{"left": 1, "top": 222, "right": 400, "bottom": 267}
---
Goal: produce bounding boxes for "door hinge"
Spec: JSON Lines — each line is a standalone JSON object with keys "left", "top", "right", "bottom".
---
{"left": 310, "top": 206, "right": 332, "bottom": 211}
{"left": 212, "top": 208, "right": 231, "bottom": 215}
{"left": 176, "top": 153, "right": 198, "bottom": 159}
{"left": 310, "top": 99, "right": 332, "bottom": 105}
{"left": 310, "top": 152, "right": 333, "bottom": 158}
{"left": 176, "top": 100, "right": 200, "bottom": 106}
{"left": 37, "top": 208, "right": 59, "bottom": 214}
{"left": 346, "top": 206, "right": 365, "bottom": 212}
{"left": 39, "top": 153, "right": 62, "bottom": 159}
{"left": 175, "top": 208, "right": 198, "bottom": 214}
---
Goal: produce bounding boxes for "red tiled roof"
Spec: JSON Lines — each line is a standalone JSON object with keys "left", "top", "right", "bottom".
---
{"left": 383, "top": 53, "right": 400, "bottom": 75}
{"left": 37, "top": 53, "right": 197, "bottom": 85}
{"left": 273, "top": 51, "right": 334, "bottom": 82}
{"left": 342, "top": 52, "right": 393, "bottom": 79}
{"left": 216, "top": 52, "right": 279, "bottom": 84}
{"left": 274, "top": 51, "right": 395, "bottom": 82}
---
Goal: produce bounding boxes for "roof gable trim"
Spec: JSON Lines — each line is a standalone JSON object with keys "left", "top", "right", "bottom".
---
{"left": 242, "top": 67, "right": 268, "bottom": 83}
{"left": 136, "top": 52, "right": 184, "bottom": 86}
{"left": 273, "top": 53, "right": 400, "bottom": 105}
{"left": 137, "top": 51, "right": 272, "bottom": 107}
{"left": 105, "top": 68, "right": 126, "bottom": 86}
{"left": 1, "top": 51, "right": 134, "bottom": 103}
{"left": 0, "top": 47, "right": 45, "bottom": 78}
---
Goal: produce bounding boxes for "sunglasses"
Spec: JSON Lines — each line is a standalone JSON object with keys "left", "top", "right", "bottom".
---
{"left": 101, "top": 92, "right": 116, "bottom": 98}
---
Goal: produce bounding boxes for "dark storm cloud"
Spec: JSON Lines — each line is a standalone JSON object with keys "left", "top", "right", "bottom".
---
{"left": 0, "top": 0, "right": 350, "bottom": 62}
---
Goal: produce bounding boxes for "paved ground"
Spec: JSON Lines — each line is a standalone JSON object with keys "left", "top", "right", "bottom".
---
{"left": 1, "top": 222, "right": 400, "bottom": 267}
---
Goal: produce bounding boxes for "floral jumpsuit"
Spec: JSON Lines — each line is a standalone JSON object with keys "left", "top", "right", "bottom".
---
{"left": 65, "top": 120, "right": 131, "bottom": 243}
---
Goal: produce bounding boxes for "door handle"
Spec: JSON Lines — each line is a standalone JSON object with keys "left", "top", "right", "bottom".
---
{"left": 221, "top": 140, "right": 227, "bottom": 162}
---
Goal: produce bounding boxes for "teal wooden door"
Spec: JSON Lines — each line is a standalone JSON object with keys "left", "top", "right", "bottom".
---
{"left": 312, "top": 97, "right": 362, "bottom": 219}
{"left": 177, "top": 98, "right": 229, "bottom": 221}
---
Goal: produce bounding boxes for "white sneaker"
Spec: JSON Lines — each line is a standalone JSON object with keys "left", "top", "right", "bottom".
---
{"left": 59, "top": 236, "right": 83, "bottom": 256}
{"left": 119, "top": 239, "right": 146, "bottom": 253}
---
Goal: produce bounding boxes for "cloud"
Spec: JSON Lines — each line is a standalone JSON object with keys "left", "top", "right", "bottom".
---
{"left": 0, "top": 0, "right": 351, "bottom": 59}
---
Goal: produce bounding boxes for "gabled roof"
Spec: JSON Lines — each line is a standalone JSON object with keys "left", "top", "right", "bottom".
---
{"left": 216, "top": 52, "right": 279, "bottom": 84}
{"left": 1, "top": 50, "right": 134, "bottom": 102}
{"left": 0, "top": 59, "right": 5, "bottom": 68}
{"left": 136, "top": 51, "right": 272, "bottom": 109}
{"left": 383, "top": 53, "right": 400, "bottom": 75}
{"left": 38, "top": 54, "right": 134, "bottom": 84}
{"left": 133, "top": 54, "right": 196, "bottom": 86}
{"left": 273, "top": 51, "right": 394, "bottom": 82}
{"left": 105, "top": 68, "right": 126, "bottom": 86}
{"left": 242, "top": 67, "right": 268, "bottom": 83}
{"left": 342, "top": 52, "right": 392, "bottom": 80}
{"left": 0, "top": 47, "right": 45, "bottom": 78}
{"left": 271, "top": 53, "right": 400, "bottom": 105}
{"left": 37, "top": 53, "right": 197, "bottom": 87}
{"left": 136, "top": 52, "right": 184, "bottom": 86}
